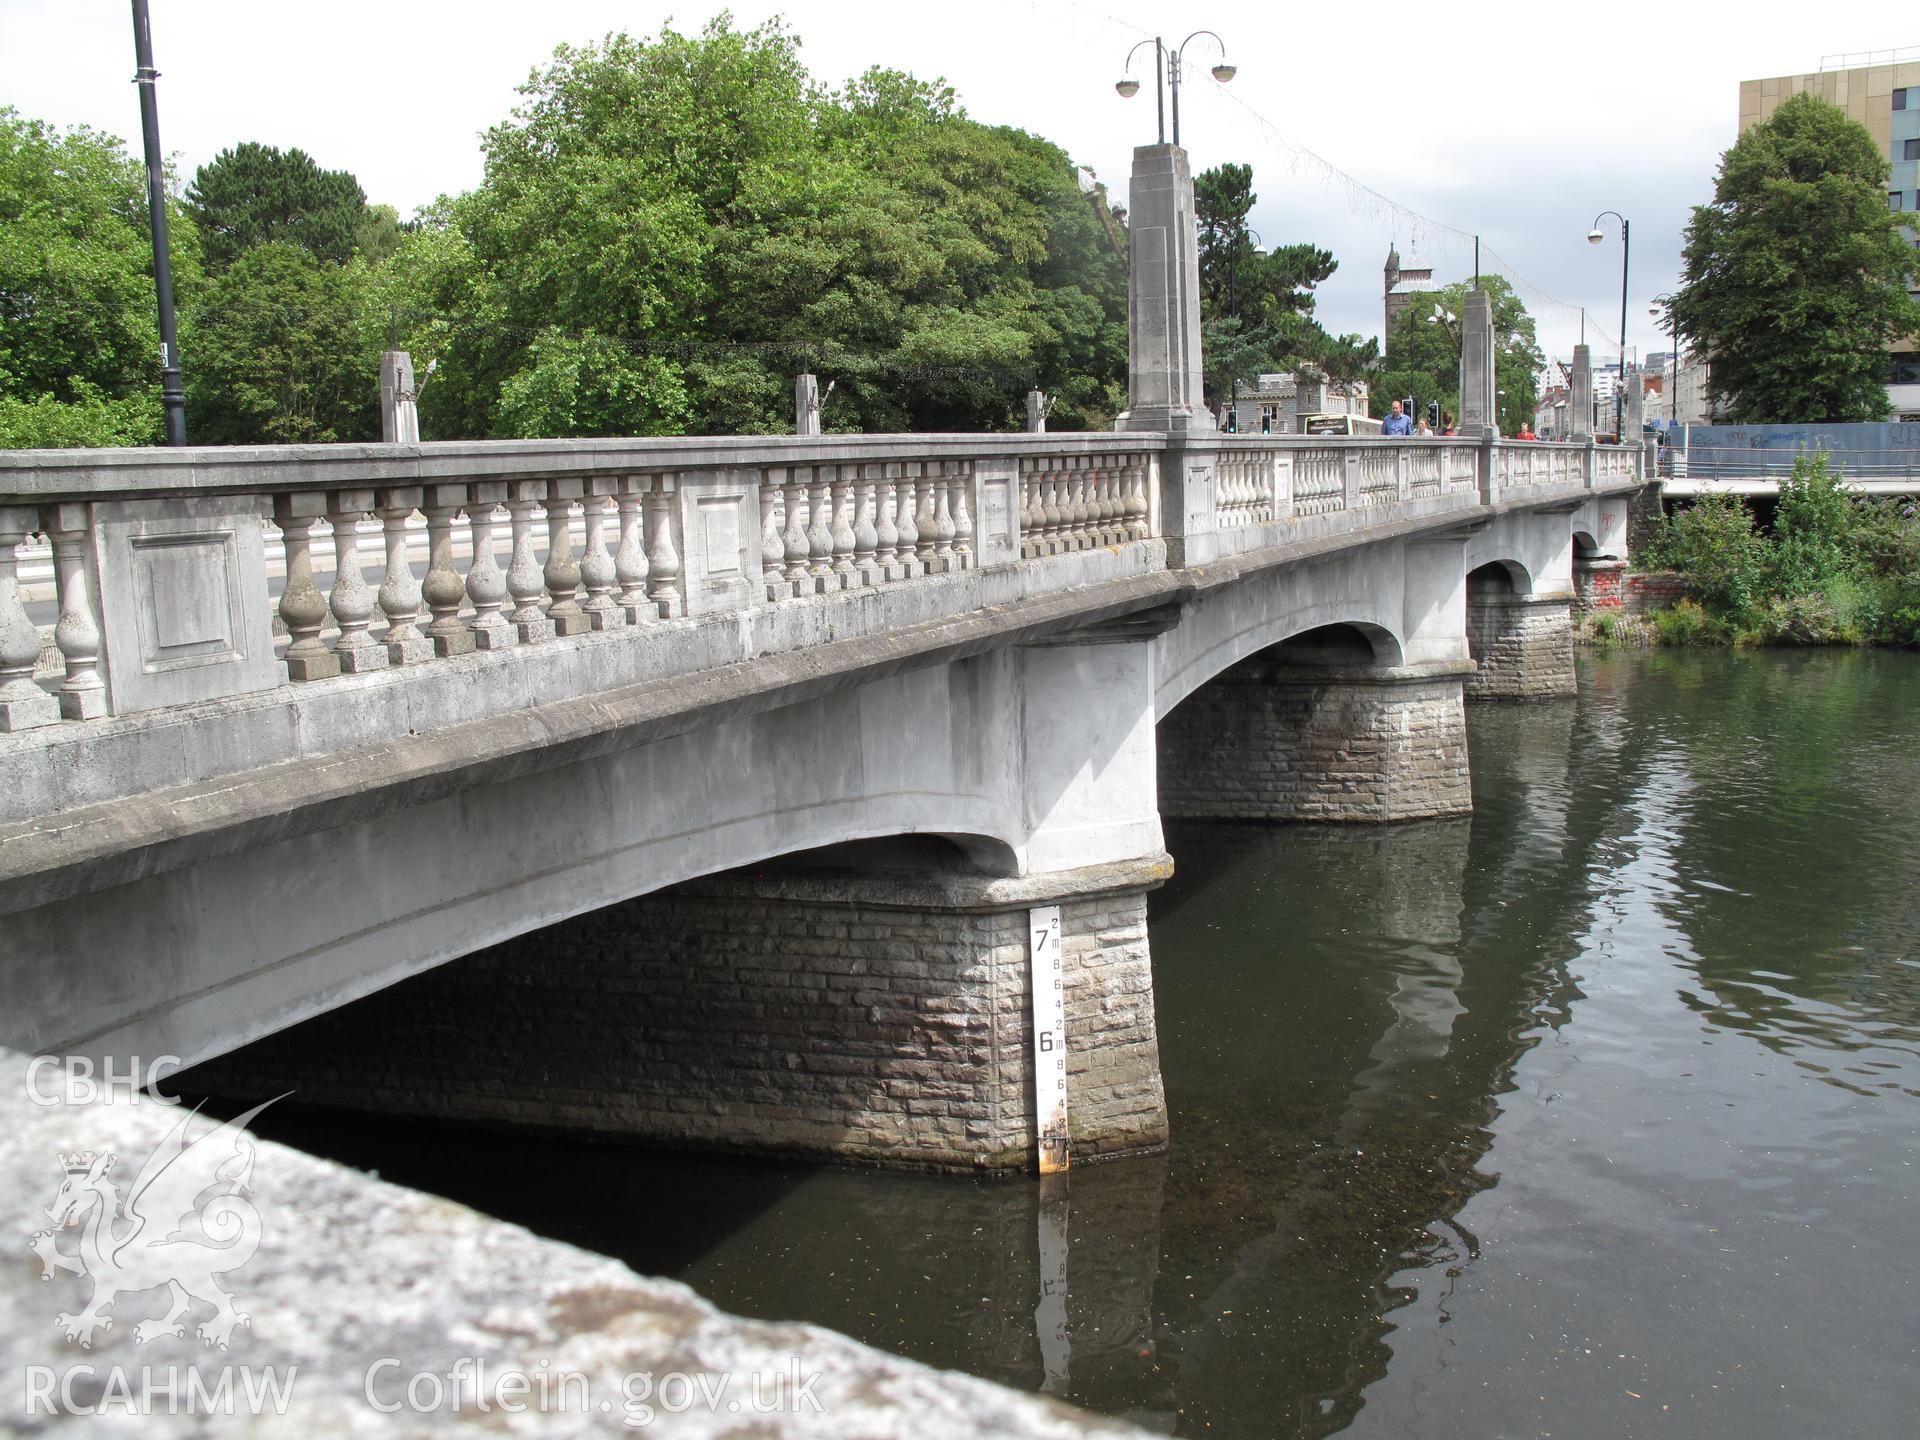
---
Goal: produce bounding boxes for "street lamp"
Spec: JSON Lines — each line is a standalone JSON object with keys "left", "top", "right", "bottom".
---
{"left": 1427, "top": 303, "right": 1460, "bottom": 348}
{"left": 131, "top": 0, "right": 186, "bottom": 444}
{"left": 1116, "top": 31, "right": 1235, "bottom": 147}
{"left": 1587, "top": 211, "right": 1630, "bottom": 442}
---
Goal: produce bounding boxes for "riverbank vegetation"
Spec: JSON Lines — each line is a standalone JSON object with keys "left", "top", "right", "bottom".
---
{"left": 1615, "top": 452, "right": 1920, "bottom": 647}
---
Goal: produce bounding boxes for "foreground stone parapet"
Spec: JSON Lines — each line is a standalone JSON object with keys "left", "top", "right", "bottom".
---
{"left": 1465, "top": 590, "right": 1576, "bottom": 700}
{"left": 1, "top": 1054, "right": 1147, "bottom": 1437}
{"left": 184, "top": 854, "right": 1172, "bottom": 1174}
{"left": 1158, "top": 658, "right": 1473, "bottom": 822}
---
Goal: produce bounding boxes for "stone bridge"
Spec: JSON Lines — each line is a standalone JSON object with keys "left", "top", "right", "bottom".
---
{"left": 0, "top": 425, "right": 1639, "bottom": 1172}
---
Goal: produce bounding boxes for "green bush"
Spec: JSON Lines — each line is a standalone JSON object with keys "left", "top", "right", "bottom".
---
{"left": 1771, "top": 450, "right": 1858, "bottom": 597}
{"left": 1640, "top": 493, "right": 1771, "bottom": 618}
{"left": 1652, "top": 597, "right": 1734, "bottom": 645}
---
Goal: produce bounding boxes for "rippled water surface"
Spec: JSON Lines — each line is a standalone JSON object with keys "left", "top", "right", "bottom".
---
{"left": 254, "top": 649, "right": 1920, "bottom": 1438}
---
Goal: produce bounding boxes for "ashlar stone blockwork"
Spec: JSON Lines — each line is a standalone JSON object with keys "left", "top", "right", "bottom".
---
{"left": 1158, "top": 656, "right": 1473, "bottom": 822}
{"left": 184, "top": 856, "right": 1172, "bottom": 1174}
{"left": 1465, "top": 590, "right": 1576, "bottom": 699}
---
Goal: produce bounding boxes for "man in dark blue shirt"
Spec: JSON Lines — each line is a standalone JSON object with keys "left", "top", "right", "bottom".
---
{"left": 1382, "top": 400, "right": 1414, "bottom": 436}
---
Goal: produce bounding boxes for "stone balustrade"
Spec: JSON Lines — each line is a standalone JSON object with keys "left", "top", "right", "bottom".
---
{"left": 0, "top": 431, "right": 1640, "bottom": 735}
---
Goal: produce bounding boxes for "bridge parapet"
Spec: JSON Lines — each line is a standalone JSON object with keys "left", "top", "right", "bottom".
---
{"left": 0, "top": 432, "right": 1640, "bottom": 846}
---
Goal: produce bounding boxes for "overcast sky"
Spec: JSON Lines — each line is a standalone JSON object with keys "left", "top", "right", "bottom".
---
{"left": 4, "top": 0, "right": 1913, "bottom": 367}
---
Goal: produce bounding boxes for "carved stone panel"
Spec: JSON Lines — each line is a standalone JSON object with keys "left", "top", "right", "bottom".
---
{"left": 91, "top": 495, "right": 277, "bottom": 712}
{"left": 680, "top": 474, "right": 757, "bottom": 615}
{"left": 974, "top": 459, "right": 1018, "bottom": 570}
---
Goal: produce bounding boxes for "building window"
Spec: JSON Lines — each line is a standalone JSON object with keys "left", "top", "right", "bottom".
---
{"left": 1906, "top": 138, "right": 1920, "bottom": 161}
{"left": 1899, "top": 87, "right": 1912, "bottom": 110}
{"left": 1890, "top": 352, "right": 1920, "bottom": 386}
{"left": 1895, "top": 192, "right": 1906, "bottom": 211}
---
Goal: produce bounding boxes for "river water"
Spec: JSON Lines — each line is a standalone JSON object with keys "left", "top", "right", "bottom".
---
{"left": 250, "top": 649, "right": 1920, "bottom": 1438}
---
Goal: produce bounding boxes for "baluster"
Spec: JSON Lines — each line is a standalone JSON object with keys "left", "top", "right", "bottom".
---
{"left": 931, "top": 461, "right": 957, "bottom": 570}
{"left": 916, "top": 465, "right": 940, "bottom": 567}
{"left": 1040, "top": 468, "right": 1062, "bottom": 554}
{"left": 421, "top": 484, "right": 477, "bottom": 656}
{"left": 1095, "top": 460, "right": 1119, "bottom": 542}
{"left": 326, "top": 491, "right": 385, "bottom": 670}
{"left": 506, "top": 479, "right": 555, "bottom": 644}
{"left": 0, "top": 507, "right": 59, "bottom": 731}
{"left": 466, "top": 482, "right": 513, "bottom": 649}
{"left": 580, "top": 481, "right": 624, "bottom": 631}
{"left": 1059, "top": 460, "right": 1082, "bottom": 546}
{"left": 951, "top": 462, "right": 974, "bottom": 569}
{"left": 274, "top": 493, "right": 338, "bottom": 682}
{"left": 1018, "top": 461, "right": 1039, "bottom": 559}
{"left": 616, "top": 475, "right": 653, "bottom": 624}
{"left": 896, "top": 466, "right": 922, "bottom": 578}
{"left": 375, "top": 487, "right": 432, "bottom": 665}
{"left": 42, "top": 505, "right": 108, "bottom": 718}
{"left": 853, "top": 465, "right": 879, "bottom": 585}
{"left": 646, "top": 473, "right": 683, "bottom": 618}
{"left": 781, "top": 469, "right": 810, "bottom": 595}
{"left": 1071, "top": 459, "right": 1093, "bottom": 545}
{"left": 1127, "top": 459, "right": 1150, "bottom": 539}
{"left": 760, "top": 468, "right": 787, "bottom": 603}
{"left": 828, "top": 465, "right": 858, "bottom": 588}
{"left": 806, "top": 466, "right": 835, "bottom": 591}
{"left": 544, "top": 479, "right": 586, "bottom": 635}
{"left": 876, "top": 462, "right": 902, "bottom": 580}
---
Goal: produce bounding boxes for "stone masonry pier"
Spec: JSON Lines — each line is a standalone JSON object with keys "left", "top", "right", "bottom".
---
{"left": 183, "top": 850, "right": 1170, "bottom": 1173}
{"left": 1464, "top": 566, "right": 1576, "bottom": 700}
{"left": 1159, "top": 645, "right": 1473, "bottom": 823}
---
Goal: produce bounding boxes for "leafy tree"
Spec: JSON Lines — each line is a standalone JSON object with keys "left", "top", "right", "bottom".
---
{"left": 1192, "top": 162, "right": 1347, "bottom": 409}
{"left": 186, "top": 142, "right": 369, "bottom": 270}
{"left": 182, "top": 242, "right": 379, "bottom": 443}
{"left": 1375, "top": 275, "right": 1542, "bottom": 435}
{"left": 393, "top": 19, "right": 1128, "bottom": 438}
{"left": 1670, "top": 92, "right": 1920, "bottom": 423}
{"left": 0, "top": 108, "right": 199, "bottom": 447}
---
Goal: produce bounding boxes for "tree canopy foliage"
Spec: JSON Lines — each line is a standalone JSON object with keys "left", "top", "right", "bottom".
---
{"left": 186, "top": 142, "right": 372, "bottom": 270}
{"left": 0, "top": 108, "right": 198, "bottom": 447}
{"left": 388, "top": 19, "right": 1129, "bottom": 438}
{"left": 1191, "top": 161, "right": 1373, "bottom": 410}
{"left": 1375, "top": 275, "right": 1542, "bottom": 435}
{"left": 1670, "top": 93, "right": 1920, "bottom": 423}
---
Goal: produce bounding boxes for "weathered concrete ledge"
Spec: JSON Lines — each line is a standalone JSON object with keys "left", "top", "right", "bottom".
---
{"left": 1, "top": 1054, "right": 1147, "bottom": 1436}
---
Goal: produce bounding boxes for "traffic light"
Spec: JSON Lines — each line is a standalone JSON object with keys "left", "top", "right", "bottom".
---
{"left": 1226, "top": 409, "right": 1238, "bottom": 433}
{"left": 1427, "top": 401, "right": 1439, "bottom": 429}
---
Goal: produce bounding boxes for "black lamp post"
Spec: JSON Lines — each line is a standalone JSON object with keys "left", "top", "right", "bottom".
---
{"left": 1587, "top": 211, "right": 1630, "bottom": 442}
{"left": 131, "top": 0, "right": 187, "bottom": 445}
{"left": 1116, "top": 31, "right": 1236, "bottom": 146}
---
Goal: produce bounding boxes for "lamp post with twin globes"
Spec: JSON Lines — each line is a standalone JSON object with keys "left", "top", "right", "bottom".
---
{"left": 1115, "top": 32, "right": 1236, "bottom": 146}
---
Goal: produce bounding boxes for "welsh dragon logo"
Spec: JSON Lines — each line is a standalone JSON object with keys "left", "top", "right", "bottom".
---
{"left": 29, "top": 1098, "right": 279, "bottom": 1350}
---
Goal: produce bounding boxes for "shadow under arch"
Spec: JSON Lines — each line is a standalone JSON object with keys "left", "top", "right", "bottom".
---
{"left": 1156, "top": 603, "right": 1409, "bottom": 722}
{"left": 1462, "top": 553, "right": 1535, "bottom": 596}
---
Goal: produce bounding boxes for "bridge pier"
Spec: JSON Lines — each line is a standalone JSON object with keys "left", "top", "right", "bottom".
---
{"left": 1465, "top": 569, "right": 1576, "bottom": 700}
{"left": 1158, "top": 643, "right": 1473, "bottom": 823}
{"left": 181, "top": 850, "right": 1171, "bottom": 1173}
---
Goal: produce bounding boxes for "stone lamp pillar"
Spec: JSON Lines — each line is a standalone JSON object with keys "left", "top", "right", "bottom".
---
{"left": 1458, "top": 288, "right": 1497, "bottom": 438}
{"left": 1569, "top": 345, "right": 1594, "bottom": 440}
{"left": 1120, "top": 144, "right": 1212, "bottom": 432}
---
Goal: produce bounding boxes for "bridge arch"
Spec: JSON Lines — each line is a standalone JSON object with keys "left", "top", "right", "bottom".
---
{"left": 1153, "top": 555, "right": 1411, "bottom": 721}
